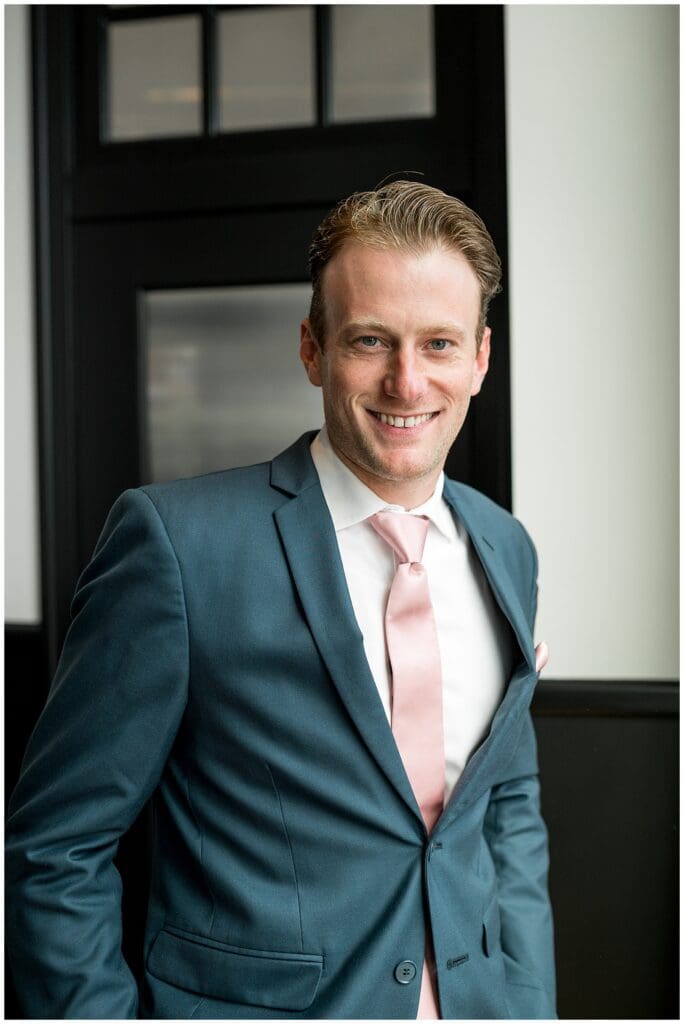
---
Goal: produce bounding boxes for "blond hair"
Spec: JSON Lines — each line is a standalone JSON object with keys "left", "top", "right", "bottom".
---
{"left": 308, "top": 181, "right": 502, "bottom": 347}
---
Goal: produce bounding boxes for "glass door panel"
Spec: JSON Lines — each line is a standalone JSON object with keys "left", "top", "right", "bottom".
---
{"left": 217, "top": 7, "right": 316, "bottom": 132}
{"left": 331, "top": 6, "right": 434, "bottom": 123}
{"left": 141, "top": 283, "right": 320, "bottom": 482}
{"left": 106, "top": 15, "right": 202, "bottom": 140}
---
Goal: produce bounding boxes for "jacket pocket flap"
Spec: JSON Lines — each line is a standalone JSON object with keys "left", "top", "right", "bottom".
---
{"left": 148, "top": 926, "right": 323, "bottom": 1011}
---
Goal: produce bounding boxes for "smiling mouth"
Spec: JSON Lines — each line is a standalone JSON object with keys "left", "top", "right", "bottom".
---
{"left": 369, "top": 411, "right": 437, "bottom": 429}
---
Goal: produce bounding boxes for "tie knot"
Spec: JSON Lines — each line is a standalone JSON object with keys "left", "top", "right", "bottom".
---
{"left": 369, "top": 511, "right": 429, "bottom": 565}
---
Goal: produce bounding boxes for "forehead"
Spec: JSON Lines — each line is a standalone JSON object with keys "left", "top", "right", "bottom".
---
{"left": 321, "top": 241, "right": 482, "bottom": 325}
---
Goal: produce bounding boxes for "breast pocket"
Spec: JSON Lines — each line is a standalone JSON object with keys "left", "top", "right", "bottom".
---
{"left": 147, "top": 925, "right": 323, "bottom": 1012}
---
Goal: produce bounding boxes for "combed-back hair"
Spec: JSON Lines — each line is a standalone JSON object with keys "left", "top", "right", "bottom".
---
{"left": 308, "top": 180, "right": 502, "bottom": 348}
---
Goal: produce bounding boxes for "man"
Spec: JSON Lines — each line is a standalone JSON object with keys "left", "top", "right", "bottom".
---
{"left": 6, "top": 182, "right": 556, "bottom": 1019}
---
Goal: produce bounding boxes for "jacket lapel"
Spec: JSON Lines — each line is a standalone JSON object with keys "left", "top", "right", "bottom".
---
{"left": 442, "top": 480, "right": 536, "bottom": 672}
{"left": 270, "top": 434, "right": 424, "bottom": 830}
{"left": 269, "top": 435, "right": 539, "bottom": 833}
{"left": 435, "top": 480, "right": 539, "bottom": 830}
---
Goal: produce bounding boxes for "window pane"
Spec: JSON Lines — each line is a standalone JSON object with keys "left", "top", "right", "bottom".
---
{"left": 218, "top": 8, "right": 315, "bottom": 132}
{"left": 331, "top": 6, "right": 434, "bottom": 123}
{"left": 107, "top": 16, "right": 201, "bottom": 141}
{"left": 142, "top": 285, "right": 321, "bottom": 482}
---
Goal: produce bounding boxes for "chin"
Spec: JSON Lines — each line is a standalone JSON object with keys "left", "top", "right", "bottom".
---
{"left": 372, "top": 456, "right": 437, "bottom": 484}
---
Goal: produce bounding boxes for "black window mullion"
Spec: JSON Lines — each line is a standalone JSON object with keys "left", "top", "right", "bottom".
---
{"left": 315, "top": 5, "right": 331, "bottom": 127}
{"left": 95, "top": 13, "right": 109, "bottom": 144}
{"left": 202, "top": 6, "right": 218, "bottom": 136}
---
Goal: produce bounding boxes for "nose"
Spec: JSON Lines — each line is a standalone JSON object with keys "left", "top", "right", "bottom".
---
{"left": 383, "top": 348, "right": 425, "bottom": 405}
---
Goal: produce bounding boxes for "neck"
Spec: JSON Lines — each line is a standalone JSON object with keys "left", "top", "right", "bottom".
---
{"left": 332, "top": 446, "right": 441, "bottom": 510}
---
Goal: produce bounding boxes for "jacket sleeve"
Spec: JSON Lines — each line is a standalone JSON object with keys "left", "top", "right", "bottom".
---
{"left": 6, "top": 488, "right": 189, "bottom": 1019}
{"left": 483, "top": 520, "right": 557, "bottom": 1019}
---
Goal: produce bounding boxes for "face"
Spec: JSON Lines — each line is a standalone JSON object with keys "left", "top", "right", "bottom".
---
{"left": 300, "top": 242, "right": 490, "bottom": 507}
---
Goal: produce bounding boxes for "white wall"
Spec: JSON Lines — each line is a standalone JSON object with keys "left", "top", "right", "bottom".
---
{"left": 5, "top": 5, "right": 41, "bottom": 623}
{"left": 505, "top": 6, "right": 678, "bottom": 679}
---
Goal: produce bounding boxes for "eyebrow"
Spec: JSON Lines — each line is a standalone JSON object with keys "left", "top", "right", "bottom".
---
{"left": 423, "top": 323, "right": 468, "bottom": 340}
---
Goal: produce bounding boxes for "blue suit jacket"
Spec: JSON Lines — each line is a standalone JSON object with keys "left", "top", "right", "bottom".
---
{"left": 6, "top": 432, "right": 556, "bottom": 1019}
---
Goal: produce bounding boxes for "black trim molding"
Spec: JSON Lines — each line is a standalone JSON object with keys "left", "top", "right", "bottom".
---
{"left": 533, "top": 678, "right": 678, "bottom": 717}
{"left": 5, "top": 624, "right": 49, "bottom": 802}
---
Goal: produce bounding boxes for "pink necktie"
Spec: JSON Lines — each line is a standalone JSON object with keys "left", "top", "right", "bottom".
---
{"left": 370, "top": 511, "right": 444, "bottom": 1019}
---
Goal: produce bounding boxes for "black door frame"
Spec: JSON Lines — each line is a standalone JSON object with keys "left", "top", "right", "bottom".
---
{"left": 31, "top": 4, "right": 512, "bottom": 671}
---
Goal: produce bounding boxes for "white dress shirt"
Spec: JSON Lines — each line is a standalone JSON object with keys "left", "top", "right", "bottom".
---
{"left": 310, "top": 427, "right": 515, "bottom": 799}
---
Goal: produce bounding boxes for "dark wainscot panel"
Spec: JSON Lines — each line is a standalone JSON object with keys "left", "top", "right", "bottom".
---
{"left": 532, "top": 678, "right": 678, "bottom": 1019}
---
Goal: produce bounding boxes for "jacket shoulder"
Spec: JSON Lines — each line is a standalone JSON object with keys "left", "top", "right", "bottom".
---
{"left": 445, "top": 479, "right": 539, "bottom": 602}
{"left": 129, "top": 461, "right": 278, "bottom": 527}
{"left": 446, "top": 480, "right": 531, "bottom": 539}
{"left": 141, "top": 460, "right": 272, "bottom": 505}
{"left": 91, "top": 463, "right": 279, "bottom": 563}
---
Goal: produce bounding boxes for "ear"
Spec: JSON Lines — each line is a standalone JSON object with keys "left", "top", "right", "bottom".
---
{"left": 470, "top": 326, "right": 491, "bottom": 397}
{"left": 300, "top": 319, "right": 322, "bottom": 387}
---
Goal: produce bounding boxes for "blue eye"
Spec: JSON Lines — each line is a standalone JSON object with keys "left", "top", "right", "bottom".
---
{"left": 429, "top": 339, "right": 450, "bottom": 351}
{"left": 359, "top": 336, "right": 381, "bottom": 347}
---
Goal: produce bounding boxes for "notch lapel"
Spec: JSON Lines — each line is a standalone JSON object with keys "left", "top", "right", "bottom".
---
{"left": 443, "top": 481, "right": 536, "bottom": 672}
{"left": 271, "top": 436, "right": 424, "bottom": 831}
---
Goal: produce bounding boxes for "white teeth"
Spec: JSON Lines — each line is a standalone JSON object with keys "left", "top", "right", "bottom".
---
{"left": 375, "top": 412, "right": 433, "bottom": 428}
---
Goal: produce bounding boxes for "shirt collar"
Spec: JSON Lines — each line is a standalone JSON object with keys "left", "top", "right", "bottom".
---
{"left": 310, "top": 427, "right": 456, "bottom": 540}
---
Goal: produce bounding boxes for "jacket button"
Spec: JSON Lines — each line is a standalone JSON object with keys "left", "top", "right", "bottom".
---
{"left": 394, "top": 960, "right": 417, "bottom": 984}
